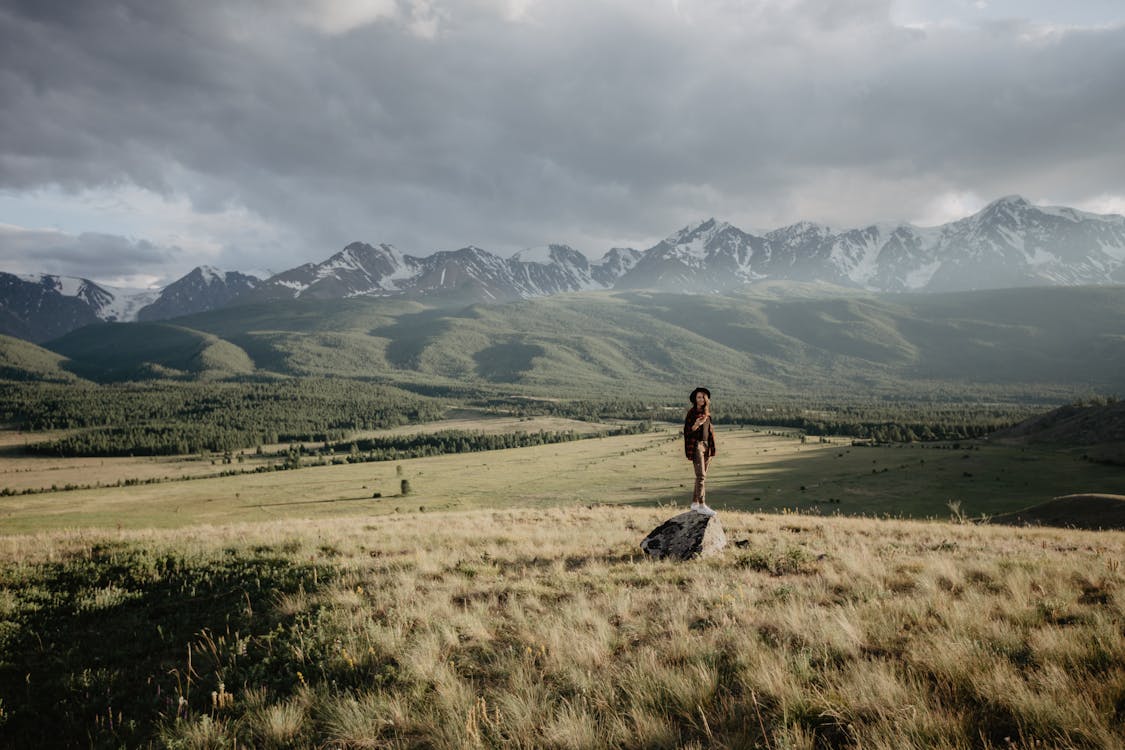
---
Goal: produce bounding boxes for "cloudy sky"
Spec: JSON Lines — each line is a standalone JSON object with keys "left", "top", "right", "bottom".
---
{"left": 2, "top": 0, "right": 1123, "bottom": 287}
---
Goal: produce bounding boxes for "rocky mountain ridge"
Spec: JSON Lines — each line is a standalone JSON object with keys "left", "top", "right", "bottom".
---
{"left": 3, "top": 195, "right": 1124, "bottom": 342}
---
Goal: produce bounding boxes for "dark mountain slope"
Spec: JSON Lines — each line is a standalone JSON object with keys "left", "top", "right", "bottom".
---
{"left": 39, "top": 284, "right": 1123, "bottom": 400}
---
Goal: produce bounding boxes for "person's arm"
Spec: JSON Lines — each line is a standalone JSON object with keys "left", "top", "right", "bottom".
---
{"left": 684, "top": 412, "right": 694, "bottom": 459}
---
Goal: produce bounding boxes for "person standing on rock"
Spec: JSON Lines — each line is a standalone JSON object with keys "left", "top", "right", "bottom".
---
{"left": 685, "top": 387, "right": 717, "bottom": 516}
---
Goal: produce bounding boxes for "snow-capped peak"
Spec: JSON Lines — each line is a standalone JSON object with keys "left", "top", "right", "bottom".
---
{"left": 666, "top": 218, "right": 731, "bottom": 245}
{"left": 195, "top": 265, "right": 226, "bottom": 284}
{"left": 768, "top": 220, "right": 833, "bottom": 240}
{"left": 974, "top": 195, "right": 1034, "bottom": 223}
{"left": 991, "top": 194, "right": 1031, "bottom": 208}
{"left": 18, "top": 272, "right": 89, "bottom": 297}
{"left": 659, "top": 219, "right": 739, "bottom": 263}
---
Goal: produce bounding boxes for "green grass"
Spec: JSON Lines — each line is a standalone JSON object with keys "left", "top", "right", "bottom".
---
{"left": 0, "top": 539, "right": 331, "bottom": 747}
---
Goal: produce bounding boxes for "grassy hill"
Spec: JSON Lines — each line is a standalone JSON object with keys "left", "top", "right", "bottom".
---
{"left": 46, "top": 322, "right": 255, "bottom": 381}
{"left": 1, "top": 507, "right": 1122, "bottom": 748}
{"left": 993, "top": 400, "right": 1125, "bottom": 446}
{"left": 991, "top": 400, "right": 1125, "bottom": 468}
{"left": 0, "top": 334, "right": 82, "bottom": 383}
{"left": 37, "top": 285, "right": 1125, "bottom": 399}
{"left": 990, "top": 493, "right": 1125, "bottom": 530}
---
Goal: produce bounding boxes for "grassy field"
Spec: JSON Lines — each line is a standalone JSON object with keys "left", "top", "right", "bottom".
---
{"left": 3, "top": 420, "right": 1125, "bottom": 532}
{"left": 0, "top": 412, "right": 617, "bottom": 495}
{"left": 4, "top": 420, "right": 1125, "bottom": 747}
{"left": 1, "top": 506, "right": 1123, "bottom": 748}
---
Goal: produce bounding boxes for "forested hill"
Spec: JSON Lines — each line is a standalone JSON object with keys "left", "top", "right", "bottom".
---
{"left": 4, "top": 284, "right": 1123, "bottom": 400}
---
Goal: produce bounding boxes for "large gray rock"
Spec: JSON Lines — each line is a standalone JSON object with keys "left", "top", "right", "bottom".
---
{"left": 640, "top": 510, "right": 727, "bottom": 560}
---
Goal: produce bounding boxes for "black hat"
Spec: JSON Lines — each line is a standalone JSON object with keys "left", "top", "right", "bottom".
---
{"left": 689, "top": 387, "right": 711, "bottom": 404}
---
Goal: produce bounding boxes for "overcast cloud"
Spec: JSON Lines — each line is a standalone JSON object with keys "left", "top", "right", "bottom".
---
{"left": 1, "top": 0, "right": 1123, "bottom": 285}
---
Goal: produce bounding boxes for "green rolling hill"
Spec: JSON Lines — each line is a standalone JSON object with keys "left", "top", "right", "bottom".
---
{"left": 18, "top": 284, "right": 1125, "bottom": 399}
{"left": 46, "top": 322, "right": 255, "bottom": 381}
{"left": 0, "top": 333, "right": 82, "bottom": 382}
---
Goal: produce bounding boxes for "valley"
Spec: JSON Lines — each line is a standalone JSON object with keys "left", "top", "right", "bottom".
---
{"left": 3, "top": 418, "right": 1123, "bottom": 533}
{"left": 1, "top": 280, "right": 1123, "bottom": 749}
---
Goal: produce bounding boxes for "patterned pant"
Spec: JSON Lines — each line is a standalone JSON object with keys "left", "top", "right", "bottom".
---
{"left": 692, "top": 441, "right": 710, "bottom": 504}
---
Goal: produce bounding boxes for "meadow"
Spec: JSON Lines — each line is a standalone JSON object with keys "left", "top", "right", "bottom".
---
{"left": 3, "top": 419, "right": 1125, "bottom": 748}
{"left": 3, "top": 419, "right": 1124, "bottom": 532}
{"left": 1, "top": 506, "right": 1123, "bottom": 748}
{"left": 0, "top": 411, "right": 616, "bottom": 498}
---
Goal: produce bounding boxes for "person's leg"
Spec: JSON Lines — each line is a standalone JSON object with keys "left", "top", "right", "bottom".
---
{"left": 692, "top": 442, "right": 707, "bottom": 505}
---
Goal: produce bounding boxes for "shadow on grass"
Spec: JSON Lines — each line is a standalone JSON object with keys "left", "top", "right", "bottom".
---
{"left": 625, "top": 442, "right": 1125, "bottom": 520}
{"left": 0, "top": 542, "right": 332, "bottom": 749}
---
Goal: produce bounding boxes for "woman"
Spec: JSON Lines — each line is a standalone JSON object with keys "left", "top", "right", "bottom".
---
{"left": 684, "top": 386, "right": 717, "bottom": 515}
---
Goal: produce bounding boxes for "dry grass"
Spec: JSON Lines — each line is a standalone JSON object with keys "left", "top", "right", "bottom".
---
{"left": 3, "top": 506, "right": 1122, "bottom": 748}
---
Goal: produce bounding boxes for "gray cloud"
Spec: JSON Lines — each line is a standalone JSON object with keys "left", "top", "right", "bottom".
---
{"left": 1, "top": 0, "right": 1123, "bottom": 275}
{"left": 0, "top": 225, "right": 183, "bottom": 285}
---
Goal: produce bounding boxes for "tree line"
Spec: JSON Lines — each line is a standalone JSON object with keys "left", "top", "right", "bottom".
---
{"left": 2, "top": 375, "right": 1060, "bottom": 458}
{"left": 477, "top": 397, "right": 1041, "bottom": 443}
{"left": 5, "top": 379, "right": 444, "bottom": 456}
{"left": 277, "top": 423, "right": 654, "bottom": 467}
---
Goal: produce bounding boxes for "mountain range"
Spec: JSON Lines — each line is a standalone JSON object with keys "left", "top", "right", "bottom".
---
{"left": 3, "top": 194, "right": 1125, "bottom": 343}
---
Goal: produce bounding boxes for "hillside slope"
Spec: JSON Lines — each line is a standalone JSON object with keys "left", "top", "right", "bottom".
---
{"left": 47, "top": 322, "right": 255, "bottom": 381}
{"left": 992, "top": 400, "right": 1125, "bottom": 445}
{"left": 990, "top": 493, "right": 1125, "bottom": 530}
{"left": 38, "top": 285, "right": 1125, "bottom": 397}
{"left": 0, "top": 334, "right": 81, "bottom": 382}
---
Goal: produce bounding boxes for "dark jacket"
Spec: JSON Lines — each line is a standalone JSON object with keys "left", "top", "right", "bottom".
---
{"left": 683, "top": 407, "right": 717, "bottom": 460}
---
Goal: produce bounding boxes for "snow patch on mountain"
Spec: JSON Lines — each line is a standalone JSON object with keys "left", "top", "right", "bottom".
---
{"left": 19, "top": 273, "right": 85, "bottom": 297}
{"left": 830, "top": 228, "right": 886, "bottom": 286}
{"left": 197, "top": 265, "right": 226, "bottom": 284}
{"left": 511, "top": 246, "right": 555, "bottom": 264}
{"left": 274, "top": 279, "right": 308, "bottom": 292}
{"left": 98, "top": 286, "right": 160, "bottom": 321}
{"left": 905, "top": 260, "right": 943, "bottom": 290}
{"left": 16, "top": 273, "right": 157, "bottom": 321}
{"left": 1026, "top": 248, "right": 1059, "bottom": 266}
